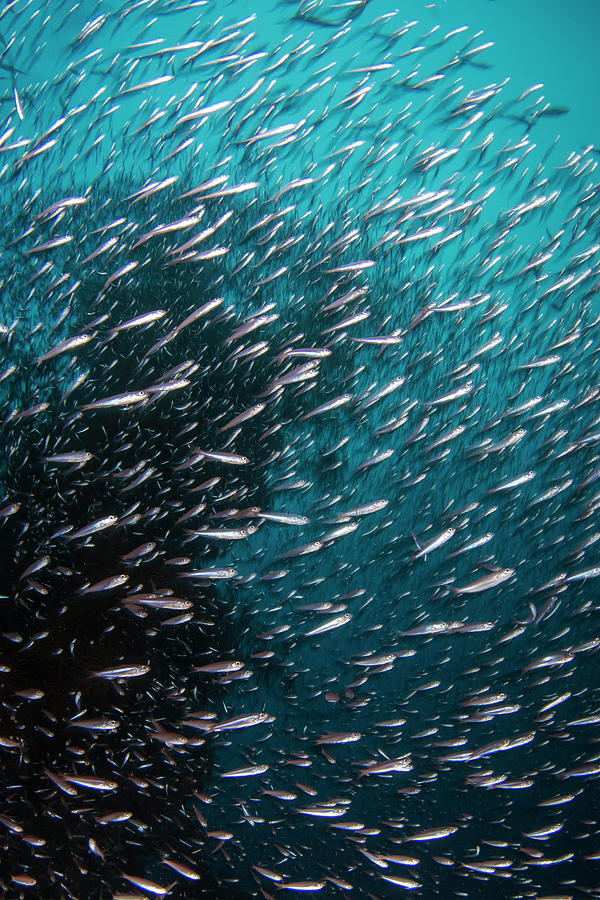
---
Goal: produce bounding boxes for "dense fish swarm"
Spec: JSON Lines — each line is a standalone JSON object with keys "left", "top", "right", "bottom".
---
{"left": 1, "top": 1, "right": 600, "bottom": 898}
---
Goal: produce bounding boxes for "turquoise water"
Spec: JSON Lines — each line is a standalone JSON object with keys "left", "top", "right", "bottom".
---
{"left": 393, "top": 0, "right": 600, "bottom": 155}
{"left": 1, "top": 2, "right": 600, "bottom": 898}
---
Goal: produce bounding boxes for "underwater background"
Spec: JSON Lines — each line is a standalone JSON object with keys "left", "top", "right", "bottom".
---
{"left": 1, "top": 0, "right": 599, "bottom": 898}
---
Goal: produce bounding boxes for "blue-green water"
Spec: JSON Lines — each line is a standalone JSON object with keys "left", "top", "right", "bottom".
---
{"left": 0, "top": 2, "right": 599, "bottom": 898}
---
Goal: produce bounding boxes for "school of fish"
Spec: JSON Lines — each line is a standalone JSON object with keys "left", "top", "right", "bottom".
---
{"left": 0, "top": 0, "right": 599, "bottom": 898}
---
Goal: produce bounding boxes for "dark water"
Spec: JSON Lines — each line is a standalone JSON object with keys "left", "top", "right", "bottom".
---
{"left": 0, "top": 2, "right": 599, "bottom": 898}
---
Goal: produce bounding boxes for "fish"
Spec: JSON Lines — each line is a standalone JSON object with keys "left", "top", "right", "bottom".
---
{"left": 108, "top": 309, "right": 167, "bottom": 335}
{"left": 36, "top": 332, "right": 94, "bottom": 364}
{"left": 220, "top": 764, "right": 269, "bottom": 778}
{"left": 68, "top": 515, "right": 118, "bottom": 541}
{"left": 62, "top": 775, "right": 118, "bottom": 791}
{"left": 357, "top": 757, "right": 414, "bottom": 777}
{"left": 42, "top": 451, "right": 93, "bottom": 466}
{"left": 304, "top": 612, "right": 352, "bottom": 637}
{"left": 121, "top": 874, "right": 176, "bottom": 896}
{"left": 453, "top": 568, "right": 515, "bottom": 595}
{"left": 69, "top": 717, "right": 120, "bottom": 731}
{"left": 404, "top": 825, "right": 458, "bottom": 842}
{"left": 411, "top": 527, "right": 456, "bottom": 561}
{"left": 90, "top": 665, "right": 150, "bottom": 680}
{"left": 0, "top": 3, "right": 599, "bottom": 898}
{"left": 79, "top": 391, "right": 149, "bottom": 411}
